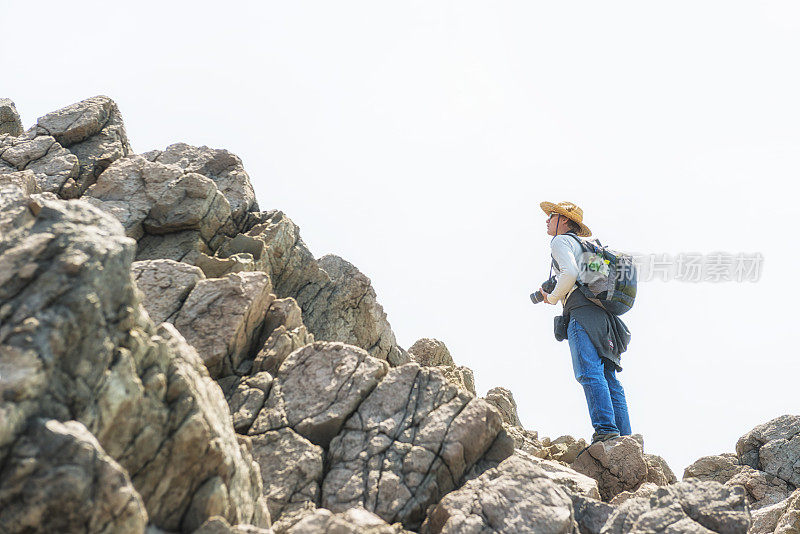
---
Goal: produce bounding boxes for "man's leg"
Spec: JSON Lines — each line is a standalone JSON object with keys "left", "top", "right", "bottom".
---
{"left": 603, "top": 360, "right": 632, "bottom": 436}
{"left": 567, "top": 319, "right": 618, "bottom": 436}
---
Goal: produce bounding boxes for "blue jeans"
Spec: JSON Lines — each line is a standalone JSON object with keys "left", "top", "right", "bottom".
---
{"left": 567, "top": 318, "right": 631, "bottom": 436}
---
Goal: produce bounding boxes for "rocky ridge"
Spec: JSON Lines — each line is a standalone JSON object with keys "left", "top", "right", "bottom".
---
{"left": 0, "top": 96, "right": 796, "bottom": 533}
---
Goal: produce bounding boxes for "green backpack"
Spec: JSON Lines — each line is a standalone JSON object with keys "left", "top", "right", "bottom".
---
{"left": 553, "top": 231, "right": 638, "bottom": 315}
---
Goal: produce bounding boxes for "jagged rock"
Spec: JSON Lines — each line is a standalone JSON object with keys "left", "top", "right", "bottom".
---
{"left": 0, "top": 132, "right": 80, "bottom": 194}
{"left": 422, "top": 452, "right": 580, "bottom": 534}
{"left": 174, "top": 271, "right": 274, "bottom": 378}
{"left": 408, "top": 338, "right": 453, "bottom": 366}
{"left": 0, "top": 98, "right": 23, "bottom": 136}
{"left": 506, "top": 425, "right": 549, "bottom": 457}
{"left": 239, "top": 210, "right": 408, "bottom": 365}
{"left": 543, "top": 435, "right": 590, "bottom": 465}
{"left": 29, "top": 95, "right": 131, "bottom": 196}
{"left": 523, "top": 452, "right": 601, "bottom": 500}
{"left": 644, "top": 453, "right": 678, "bottom": 486}
{"left": 726, "top": 465, "right": 792, "bottom": 510}
{"left": 600, "top": 480, "right": 750, "bottom": 534}
{"left": 85, "top": 155, "right": 236, "bottom": 258}
{"left": 0, "top": 169, "right": 39, "bottom": 193}
{"left": 683, "top": 451, "right": 790, "bottom": 511}
{"left": 252, "top": 297, "right": 314, "bottom": 376}
{"left": 433, "top": 364, "right": 476, "bottom": 395}
{"left": 322, "top": 363, "right": 507, "bottom": 529}
{"left": 773, "top": 488, "right": 800, "bottom": 533}
{"left": 287, "top": 507, "right": 410, "bottom": 534}
{"left": 193, "top": 516, "right": 273, "bottom": 533}
{"left": 684, "top": 453, "right": 742, "bottom": 484}
{"left": 249, "top": 428, "right": 323, "bottom": 531}
{"left": 571, "top": 495, "right": 615, "bottom": 534}
{"left": 143, "top": 143, "right": 258, "bottom": 228}
{"left": 196, "top": 251, "right": 258, "bottom": 278}
{"left": 250, "top": 342, "right": 389, "bottom": 448}
{"left": 0, "top": 195, "right": 268, "bottom": 531}
{"left": 220, "top": 372, "right": 274, "bottom": 433}
{"left": 133, "top": 259, "right": 206, "bottom": 324}
{"left": 609, "top": 482, "right": 660, "bottom": 506}
{"left": 749, "top": 488, "right": 800, "bottom": 534}
{"left": 0, "top": 418, "right": 148, "bottom": 534}
{"left": 737, "top": 415, "right": 800, "bottom": 489}
{"left": 485, "top": 387, "right": 522, "bottom": 427}
{"left": 570, "top": 437, "right": 649, "bottom": 501}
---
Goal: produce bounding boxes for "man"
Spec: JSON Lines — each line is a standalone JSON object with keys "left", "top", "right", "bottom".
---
{"left": 538, "top": 201, "right": 631, "bottom": 444}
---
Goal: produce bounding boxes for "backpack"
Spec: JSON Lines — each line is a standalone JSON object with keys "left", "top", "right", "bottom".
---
{"left": 552, "top": 231, "right": 638, "bottom": 315}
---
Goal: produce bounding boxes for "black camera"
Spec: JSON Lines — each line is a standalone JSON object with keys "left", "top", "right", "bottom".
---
{"left": 530, "top": 275, "right": 557, "bottom": 304}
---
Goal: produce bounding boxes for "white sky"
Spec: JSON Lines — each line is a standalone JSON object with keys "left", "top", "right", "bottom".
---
{"left": 3, "top": 1, "right": 799, "bottom": 477}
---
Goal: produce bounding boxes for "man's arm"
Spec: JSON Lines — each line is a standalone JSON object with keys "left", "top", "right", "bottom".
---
{"left": 545, "top": 236, "right": 579, "bottom": 304}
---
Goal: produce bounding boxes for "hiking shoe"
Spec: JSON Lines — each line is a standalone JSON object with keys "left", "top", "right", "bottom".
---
{"left": 591, "top": 431, "right": 620, "bottom": 444}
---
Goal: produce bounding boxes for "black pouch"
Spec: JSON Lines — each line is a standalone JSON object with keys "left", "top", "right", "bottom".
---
{"left": 554, "top": 314, "right": 569, "bottom": 342}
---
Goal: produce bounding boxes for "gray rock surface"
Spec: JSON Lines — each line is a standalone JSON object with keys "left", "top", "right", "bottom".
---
{"left": 0, "top": 132, "right": 80, "bottom": 194}
{"left": 684, "top": 453, "right": 742, "bottom": 485}
{"left": 85, "top": 155, "right": 236, "bottom": 255}
{"left": 250, "top": 428, "right": 323, "bottom": 532}
{"left": 0, "top": 418, "right": 148, "bottom": 534}
{"left": 737, "top": 415, "right": 800, "bottom": 489}
{"left": 600, "top": 480, "right": 750, "bottom": 534}
{"left": 193, "top": 516, "right": 274, "bottom": 533}
{"left": 0, "top": 98, "right": 23, "bottom": 136}
{"left": 408, "top": 338, "right": 454, "bottom": 366}
{"left": 250, "top": 342, "right": 389, "bottom": 448}
{"left": 570, "top": 437, "right": 650, "bottom": 501}
{"left": 0, "top": 193, "right": 268, "bottom": 531}
{"left": 252, "top": 297, "right": 315, "bottom": 376}
{"left": 485, "top": 387, "right": 522, "bottom": 427}
{"left": 238, "top": 210, "right": 408, "bottom": 366}
{"left": 422, "top": 452, "right": 580, "bottom": 534}
{"left": 144, "top": 143, "right": 258, "bottom": 228}
{"left": 287, "top": 507, "right": 410, "bottom": 534}
{"left": 29, "top": 95, "right": 131, "bottom": 196}
{"left": 133, "top": 259, "right": 206, "bottom": 324}
{"left": 222, "top": 372, "right": 274, "bottom": 433}
{"left": 174, "top": 271, "right": 274, "bottom": 378}
{"left": 322, "top": 363, "right": 507, "bottom": 529}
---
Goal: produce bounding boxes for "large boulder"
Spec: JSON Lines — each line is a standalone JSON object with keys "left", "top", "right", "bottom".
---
{"left": 600, "top": 480, "right": 751, "bottom": 534}
{"left": 0, "top": 191, "right": 268, "bottom": 531}
{"left": 133, "top": 259, "right": 206, "bottom": 324}
{"left": 570, "top": 437, "right": 675, "bottom": 502}
{"left": 0, "top": 132, "right": 80, "bottom": 194}
{"left": 84, "top": 155, "right": 237, "bottom": 260}
{"left": 233, "top": 210, "right": 409, "bottom": 366}
{"left": 0, "top": 98, "right": 23, "bottom": 136}
{"left": 485, "top": 387, "right": 522, "bottom": 427}
{"left": 408, "top": 338, "right": 454, "bottom": 366}
{"left": 29, "top": 95, "right": 131, "bottom": 196}
{"left": 737, "top": 415, "right": 800, "bottom": 489}
{"left": 249, "top": 428, "right": 324, "bottom": 533}
{"left": 422, "top": 452, "right": 580, "bottom": 534}
{"left": 174, "top": 271, "right": 274, "bottom": 378}
{"left": 143, "top": 143, "right": 258, "bottom": 229}
{"left": 287, "top": 507, "right": 410, "bottom": 534}
{"left": 250, "top": 342, "right": 389, "bottom": 448}
{"left": 0, "top": 419, "right": 147, "bottom": 534}
{"left": 684, "top": 453, "right": 743, "bottom": 485}
{"left": 322, "top": 363, "right": 508, "bottom": 529}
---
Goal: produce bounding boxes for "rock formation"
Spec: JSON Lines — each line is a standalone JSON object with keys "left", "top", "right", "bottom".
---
{"left": 1, "top": 95, "right": 794, "bottom": 533}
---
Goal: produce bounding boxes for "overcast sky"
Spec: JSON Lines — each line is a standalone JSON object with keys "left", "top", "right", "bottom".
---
{"left": 3, "top": 1, "right": 799, "bottom": 477}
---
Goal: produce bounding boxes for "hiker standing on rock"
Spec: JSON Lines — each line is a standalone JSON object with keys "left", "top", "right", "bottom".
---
{"left": 537, "top": 201, "right": 632, "bottom": 444}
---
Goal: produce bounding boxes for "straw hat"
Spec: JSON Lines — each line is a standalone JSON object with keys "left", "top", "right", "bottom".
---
{"left": 540, "top": 201, "right": 592, "bottom": 237}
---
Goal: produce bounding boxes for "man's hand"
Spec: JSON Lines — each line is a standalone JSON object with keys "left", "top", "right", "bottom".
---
{"left": 539, "top": 288, "right": 554, "bottom": 305}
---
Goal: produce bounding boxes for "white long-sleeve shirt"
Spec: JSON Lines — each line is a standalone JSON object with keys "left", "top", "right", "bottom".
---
{"left": 546, "top": 233, "right": 585, "bottom": 305}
